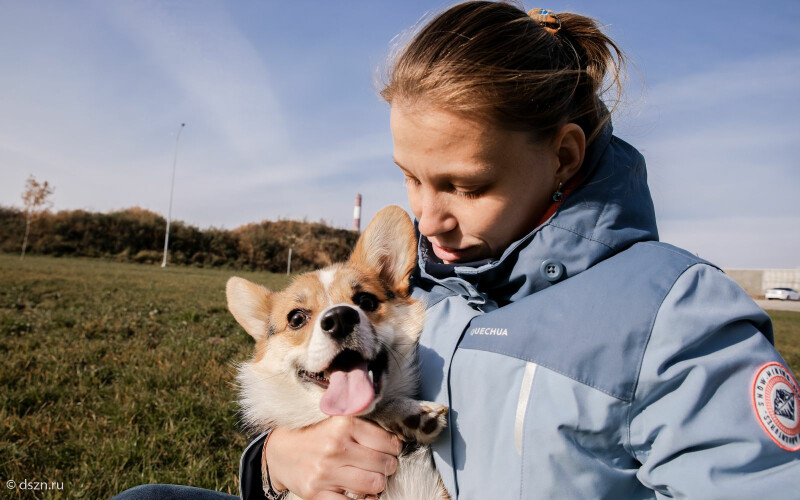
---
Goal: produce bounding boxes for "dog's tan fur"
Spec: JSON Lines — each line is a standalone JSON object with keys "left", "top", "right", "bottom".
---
{"left": 227, "top": 206, "right": 448, "bottom": 500}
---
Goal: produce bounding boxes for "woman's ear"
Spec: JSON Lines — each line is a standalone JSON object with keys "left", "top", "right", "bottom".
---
{"left": 553, "top": 123, "right": 586, "bottom": 183}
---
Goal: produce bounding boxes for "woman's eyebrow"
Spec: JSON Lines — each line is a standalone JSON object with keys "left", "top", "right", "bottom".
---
{"left": 394, "top": 158, "right": 496, "bottom": 182}
{"left": 392, "top": 158, "right": 414, "bottom": 176}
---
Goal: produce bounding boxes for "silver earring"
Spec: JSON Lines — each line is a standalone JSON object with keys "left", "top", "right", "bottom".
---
{"left": 552, "top": 182, "right": 563, "bottom": 202}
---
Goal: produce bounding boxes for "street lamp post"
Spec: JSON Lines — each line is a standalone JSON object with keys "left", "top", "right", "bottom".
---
{"left": 161, "top": 123, "right": 185, "bottom": 268}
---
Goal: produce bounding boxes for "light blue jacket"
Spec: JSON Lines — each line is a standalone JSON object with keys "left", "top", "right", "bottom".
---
{"left": 238, "top": 123, "right": 800, "bottom": 499}
{"left": 410, "top": 123, "right": 800, "bottom": 498}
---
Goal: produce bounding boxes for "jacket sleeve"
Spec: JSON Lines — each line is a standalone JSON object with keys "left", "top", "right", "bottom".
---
{"left": 628, "top": 264, "right": 800, "bottom": 498}
{"left": 239, "top": 431, "right": 269, "bottom": 500}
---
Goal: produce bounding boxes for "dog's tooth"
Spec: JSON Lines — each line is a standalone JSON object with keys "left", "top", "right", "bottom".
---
{"left": 368, "top": 370, "right": 374, "bottom": 383}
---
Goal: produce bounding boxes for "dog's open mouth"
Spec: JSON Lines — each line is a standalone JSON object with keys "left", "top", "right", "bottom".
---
{"left": 298, "top": 349, "right": 388, "bottom": 416}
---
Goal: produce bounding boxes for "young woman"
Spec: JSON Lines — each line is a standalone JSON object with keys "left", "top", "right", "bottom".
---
{"left": 117, "top": 2, "right": 800, "bottom": 499}
{"left": 247, "top": 2, "right": 800, "bottom": 499}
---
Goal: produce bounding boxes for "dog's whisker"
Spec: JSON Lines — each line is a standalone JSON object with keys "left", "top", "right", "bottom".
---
{"left": 376, "top": 338, "right": 408, "bottom": 371}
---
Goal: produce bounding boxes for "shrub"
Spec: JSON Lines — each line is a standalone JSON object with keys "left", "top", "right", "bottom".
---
{"left": 0, "top": 206, "right": 359, "bottom": 272}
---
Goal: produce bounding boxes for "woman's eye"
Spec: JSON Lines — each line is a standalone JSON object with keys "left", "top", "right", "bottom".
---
{"left": 403, "top": 176, "right": 421, "bottom": 187}
{"left": 287, "top": 310, "right": 308, "bottom": 329}
{"left": 355, "top": 293, "right": 379, "bottom": 312}
{"left": 454, "top": 186, "right": 485, "bottom": 199}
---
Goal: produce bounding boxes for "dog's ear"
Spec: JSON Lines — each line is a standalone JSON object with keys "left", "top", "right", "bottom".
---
{"left": 350, "top": 205, "right": 417, "bottom": 296}
{"left": 226, "top": 277, "right": 273, "bottom": 341}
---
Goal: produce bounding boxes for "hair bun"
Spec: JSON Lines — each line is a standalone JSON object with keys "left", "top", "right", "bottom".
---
{"left": 527, "top": 8, "right": 561, "bottom": 34}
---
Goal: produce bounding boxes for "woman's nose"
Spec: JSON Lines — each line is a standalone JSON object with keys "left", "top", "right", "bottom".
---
{"left": 416, "top": 192, "right": 457, "bottom": 237}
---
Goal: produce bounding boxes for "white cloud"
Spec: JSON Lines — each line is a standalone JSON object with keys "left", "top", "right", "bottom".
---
{"left": 615, "top": 51, "right": 800, "bottom": 267}
{"left": 95, "top": 0, "right": 290, "bottom": 165}
{"left": 169, "top": 132, "right": 401, "bottom": 230}
{"left": 643, "top": 52, "right": 800, "bottom": 116}
{"left": 0, "top": 0, "right": 398, "bottom": 230}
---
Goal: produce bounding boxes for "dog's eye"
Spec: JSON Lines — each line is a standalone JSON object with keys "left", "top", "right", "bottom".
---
{"left": 287, "top": 310, "right": 308, "bottom": 329}
{"left": 354, "top": 292, "right": 379, "bottom": 312}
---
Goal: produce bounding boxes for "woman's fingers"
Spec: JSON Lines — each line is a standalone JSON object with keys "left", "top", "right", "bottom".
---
{"left": 320, "top": 417, "right": 400, "bottom": 475}
{"left": 339, "top": 440, "right": 399, "bottom": 476}
{"left": 350, "top": 418, "right": 403, "bottom": 456}
{"left": 266, "top": 418, "right": 401, "bottom": 499}
{"left": 331, "top": 466, "right": 388, "bottom": 497}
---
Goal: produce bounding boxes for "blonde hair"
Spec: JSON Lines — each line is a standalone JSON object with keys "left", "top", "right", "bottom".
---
{"left": 381, "top": 1, "right": 625, "bottom": 145}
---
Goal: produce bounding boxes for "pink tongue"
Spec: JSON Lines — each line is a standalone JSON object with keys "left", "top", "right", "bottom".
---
{"left": 319, "top": 361, "right": 375, "bottom": 416}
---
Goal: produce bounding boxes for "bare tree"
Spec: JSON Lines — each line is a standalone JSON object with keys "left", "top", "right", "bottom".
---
{"left": 20, "top": 175, "right": 54, "bottom": 260}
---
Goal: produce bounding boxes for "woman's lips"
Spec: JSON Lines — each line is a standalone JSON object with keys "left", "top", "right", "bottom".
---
{"left": 431, "top": 243, "right": 472, "bottom": 263}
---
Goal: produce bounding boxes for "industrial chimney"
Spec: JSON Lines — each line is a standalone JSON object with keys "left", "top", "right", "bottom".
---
{"left": 353, "top": 194, "right": 362, "bottom": 232}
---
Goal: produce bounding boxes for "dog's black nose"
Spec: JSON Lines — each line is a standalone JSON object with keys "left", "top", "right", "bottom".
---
{"left": 320, "top": 306, "right": 360, "bottom": 339}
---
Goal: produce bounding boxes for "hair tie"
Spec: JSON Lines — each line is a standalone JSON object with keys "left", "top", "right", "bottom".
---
{"left": 528, "top": 8, "right": 561, "bottom": 34}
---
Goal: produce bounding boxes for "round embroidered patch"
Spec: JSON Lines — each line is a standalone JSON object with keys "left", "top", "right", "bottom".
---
{"left": 752, "top": 362, "right": 800, "bottom": 451}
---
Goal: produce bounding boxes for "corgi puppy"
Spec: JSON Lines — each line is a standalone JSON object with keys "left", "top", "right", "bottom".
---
{"left": 227, "top": 205, "right": 448, "bottom": 500}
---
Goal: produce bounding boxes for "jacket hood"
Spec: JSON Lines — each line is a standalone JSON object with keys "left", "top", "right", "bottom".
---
{"left": 416, "top": 122, "right": 659, "bottom": 308}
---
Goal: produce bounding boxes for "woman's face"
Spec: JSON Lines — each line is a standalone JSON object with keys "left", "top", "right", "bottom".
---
{"left": 390, "top": 104, "right": 563, "bottom": 264}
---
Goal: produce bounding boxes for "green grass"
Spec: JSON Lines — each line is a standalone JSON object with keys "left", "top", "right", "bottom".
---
{"left": 1, "top": 254, "right": 799, "bottom": 499}
{"left": 0, "top": 254, "right": 291, "bottom": 498}
{"left": 770, "top": 309, "right": 800, "bottom": 376}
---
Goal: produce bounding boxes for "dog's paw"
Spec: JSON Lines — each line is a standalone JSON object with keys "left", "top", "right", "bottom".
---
{"left": 395, "top": 401, "right": 448, "bottom": 444}
{"left": 372, "top": 398, "right": 449, "bottom": 444}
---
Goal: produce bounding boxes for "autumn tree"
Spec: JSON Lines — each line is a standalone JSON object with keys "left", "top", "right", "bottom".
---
{"left": 20, "top": 175, "right": 55, "bottom": 260}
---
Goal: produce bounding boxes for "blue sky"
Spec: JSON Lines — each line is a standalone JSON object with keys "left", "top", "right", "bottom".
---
{"left": 1, "top": 1, "right": 798, "bottom": 269}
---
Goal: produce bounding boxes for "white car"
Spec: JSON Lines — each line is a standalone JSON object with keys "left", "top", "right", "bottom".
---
{"left": 765, "top": 287, "right": 800, "bottom": 301}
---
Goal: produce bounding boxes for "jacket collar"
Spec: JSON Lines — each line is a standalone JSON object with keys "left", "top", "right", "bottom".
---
{"left": 415, "top": 121, "right": 659, "bottom": 306}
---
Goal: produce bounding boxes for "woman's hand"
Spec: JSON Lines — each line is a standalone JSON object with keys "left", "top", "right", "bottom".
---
{"left": 266, "top": 417, "right": 402, "bottom": 499}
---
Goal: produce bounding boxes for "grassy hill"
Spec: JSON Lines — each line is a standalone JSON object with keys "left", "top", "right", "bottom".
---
{"left": 0, "top": 206, "right": 358, "bottom": 273}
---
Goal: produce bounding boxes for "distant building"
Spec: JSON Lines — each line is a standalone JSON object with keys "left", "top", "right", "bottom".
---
{"left": 725, "top": 268, "right": 800, "bottom": 296}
